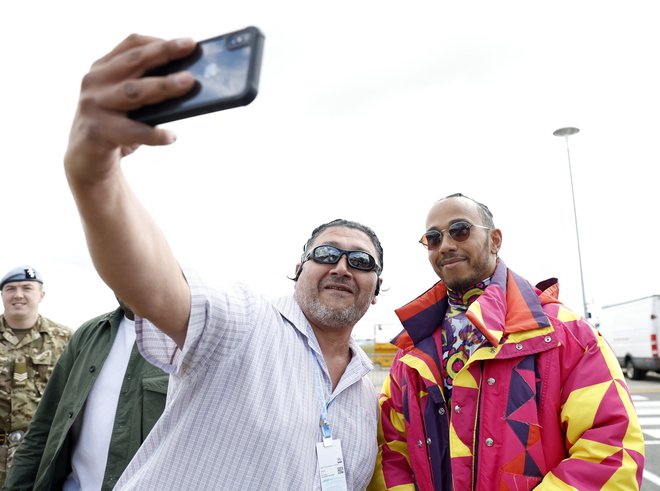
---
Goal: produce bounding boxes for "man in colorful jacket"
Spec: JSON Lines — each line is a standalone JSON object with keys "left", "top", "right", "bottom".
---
{"left": 370, "top": 193, "right": 645, "bottom": 490}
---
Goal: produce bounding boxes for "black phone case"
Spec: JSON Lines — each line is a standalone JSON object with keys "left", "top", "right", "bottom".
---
{"left": 129, "top": 26, "right": 264, "bottom": 126}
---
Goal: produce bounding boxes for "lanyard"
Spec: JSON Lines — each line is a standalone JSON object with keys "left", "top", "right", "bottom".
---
{"left": 312, "top": 350, "right": 335, "bottom": 447}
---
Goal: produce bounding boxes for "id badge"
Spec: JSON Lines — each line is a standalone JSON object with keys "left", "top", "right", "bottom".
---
{"left": 316, "top": 438, "right": 347, "bottom": 491}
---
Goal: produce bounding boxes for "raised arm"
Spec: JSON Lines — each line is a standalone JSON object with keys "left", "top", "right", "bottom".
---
{"left": 64, "top": 35, "right": 197, "bottom": 347}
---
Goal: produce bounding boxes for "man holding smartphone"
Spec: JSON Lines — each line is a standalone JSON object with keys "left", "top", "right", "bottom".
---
{"left": 62, "top": 34, "right": 381, "bottom": 490}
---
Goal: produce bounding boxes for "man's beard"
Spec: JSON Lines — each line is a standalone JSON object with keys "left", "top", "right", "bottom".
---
{"left": 297, "top": 289, "right": 369, "bottom": 329}
{"left": 443, "top": 238, "right": 493, "bottom": 292}
{"left": 445, "top": 274, "right": 484, "bottom": 293}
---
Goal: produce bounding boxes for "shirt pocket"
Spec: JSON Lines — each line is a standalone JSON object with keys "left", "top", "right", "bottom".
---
{"left": 141, "top": 374, "right": 169, "bottom": 439}
{"left": 29, "top": 351, "right": 54, "bottom": 396}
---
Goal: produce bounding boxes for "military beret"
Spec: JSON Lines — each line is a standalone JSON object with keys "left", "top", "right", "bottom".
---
{"left": 0, "top": 266, "right": 44, "bottom": 290}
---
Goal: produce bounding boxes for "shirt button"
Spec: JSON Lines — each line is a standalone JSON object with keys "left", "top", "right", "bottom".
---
{"left": 426, "top": 438, "right": 432, "bottom": 445}
{"left": 417, "top": 440, "right": 423, "bottom": 447}
{"left": 487, "top": 377, "right": 496, "bottom": 386}
{"left": 515, "top": 343, "right": 523, "bottom": 350}
{"left": 438, "top": 407, "right": 446, "bottom": 416}
{"left": 544, "top": 336, "right": 552, "bottom": 343}
{"left": 454, "top": 405, "right": 461, "bottom": 414}
{"left": 89, "top": 366, "right": 96, "bottom": 373}
{"left": 485, "top": 438, "right": 494, "bottom": 447}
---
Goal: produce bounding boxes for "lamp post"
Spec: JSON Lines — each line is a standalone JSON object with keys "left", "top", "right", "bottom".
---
{"left": 553, "top": 127, "right": 588, "bottom": 319}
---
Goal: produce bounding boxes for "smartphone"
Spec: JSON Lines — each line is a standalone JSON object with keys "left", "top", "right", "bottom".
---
{"left": 129, "top": 26, "right": 264, "bottom": 126}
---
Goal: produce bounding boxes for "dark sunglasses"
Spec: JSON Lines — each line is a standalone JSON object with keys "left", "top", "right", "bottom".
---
{"left": 419, "top": 221, "right": 490, "bottom": 251}
{"left": 305, "top": 245, "right": 381, "bottom": 274}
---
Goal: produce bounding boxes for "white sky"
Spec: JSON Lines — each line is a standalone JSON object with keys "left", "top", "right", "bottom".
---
{"left": 2, "top": 1, "right": 659, "bottom": 341}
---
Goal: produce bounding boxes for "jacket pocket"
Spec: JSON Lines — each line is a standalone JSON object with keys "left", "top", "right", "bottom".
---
{"left": 141, "top": 374, "right": 168, "bottom": 439}
{"left": 28, "top": 355, "right": 54, "bottom": 397}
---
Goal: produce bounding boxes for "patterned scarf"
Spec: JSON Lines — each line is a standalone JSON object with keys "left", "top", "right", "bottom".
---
{"left": 438, "top": 278, "right": 491, "bottom": 399}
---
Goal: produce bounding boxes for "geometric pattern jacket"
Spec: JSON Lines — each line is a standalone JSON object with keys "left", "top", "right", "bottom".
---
{"left": 369, "top": 260, "right": 645, "bottom": 490}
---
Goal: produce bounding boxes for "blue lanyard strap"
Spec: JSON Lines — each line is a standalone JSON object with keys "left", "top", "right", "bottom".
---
{"left": 312, "top": 351, "right": 334, "bottom": 447}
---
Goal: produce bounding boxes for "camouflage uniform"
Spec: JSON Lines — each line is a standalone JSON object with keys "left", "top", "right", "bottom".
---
{"left": 0, "top": 315, "right": 71, "bottom": 486}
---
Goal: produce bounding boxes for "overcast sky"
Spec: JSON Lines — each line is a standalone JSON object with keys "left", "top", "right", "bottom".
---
{"left": 2, "top": 1, "right": 659, "bottom": 340}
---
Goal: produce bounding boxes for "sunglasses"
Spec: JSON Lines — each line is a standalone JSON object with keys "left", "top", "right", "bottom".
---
{"left": 305, "top": 245, "right": 381, "bottom": 274}
{"left": 419, "top": 221, "right": 490, "bottom": 251}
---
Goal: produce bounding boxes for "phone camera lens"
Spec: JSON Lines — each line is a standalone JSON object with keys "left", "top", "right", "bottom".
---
{"left": 228, "top": 31, "right": 251, "bottom": 48}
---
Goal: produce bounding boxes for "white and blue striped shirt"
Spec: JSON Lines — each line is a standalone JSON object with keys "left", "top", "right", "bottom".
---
{"left": 116, "top": 270, "right": 378, "bottom": 490}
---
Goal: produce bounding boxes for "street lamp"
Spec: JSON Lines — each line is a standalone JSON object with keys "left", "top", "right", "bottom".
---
{"left": 553, "top": 127, "right": 588, "bottom": 319}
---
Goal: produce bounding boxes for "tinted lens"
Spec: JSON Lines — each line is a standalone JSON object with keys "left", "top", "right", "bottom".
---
{"left": 311, "top": 246, "right": 377, "bottom": 272}
{"left": 347, "top": 251, "right": 376, "bottom": 271}
{"left": 447, "top": 221, "right": 472, "bottom": 242}
{"left": 313, "top": 245, "right": 341, "bottom": 264}
{"left": 421, "top": 231, "right": 443, "bottom": 250}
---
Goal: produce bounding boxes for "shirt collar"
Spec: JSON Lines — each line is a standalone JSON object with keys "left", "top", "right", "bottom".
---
{"left": 273, "top": 293, "right": 373, "bottom": 370}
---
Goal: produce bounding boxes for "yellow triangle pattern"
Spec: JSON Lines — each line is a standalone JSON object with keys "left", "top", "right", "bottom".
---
{"left": 449, "top": 422, "right": 472, "bottom": 458}
{"left": 602, "top": 450, "right": 642, "bottom": 490}
{"left": 562, "top": 381, "right": 610, "bottom": 444}
{"left": 385, "top": 440, "right": 412, "bottom": 467}
{"left": 537, "top": 472, "right": 580, "bottom": 490}
{"left": 453, "top": 365, "right": 479, "bottom": 389}
{"left": 556, "top": 305, "right": 581, "bottom": 323}
{"left": 569, "top": 438, "right": 623, "bottom": 463}
{"left": 401, "top": 353, "right": 438, "bottom": 385}
{"left": 388, "top": 407, "right": 406, "bottom": 434}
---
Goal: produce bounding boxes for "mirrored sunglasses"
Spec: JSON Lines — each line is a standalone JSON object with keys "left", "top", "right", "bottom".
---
{"left": 307, "top": 245, "right": 381, "bottom": 274}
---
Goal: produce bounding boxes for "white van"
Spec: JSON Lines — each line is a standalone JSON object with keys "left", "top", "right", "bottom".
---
{"left": 598, "top": 295, "right": 660, "bottom": 380}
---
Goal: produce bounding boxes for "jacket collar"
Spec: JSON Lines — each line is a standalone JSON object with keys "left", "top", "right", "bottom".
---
{"left": 393, "top": 260, "right": 557, "bottom": 350}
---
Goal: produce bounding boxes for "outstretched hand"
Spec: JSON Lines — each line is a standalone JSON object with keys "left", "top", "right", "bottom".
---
{"left": 64, "top": 34, "right": 197, "bottom": 184}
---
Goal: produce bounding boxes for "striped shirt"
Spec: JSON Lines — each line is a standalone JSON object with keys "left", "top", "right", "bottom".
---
{"left": 115, "top": 270, "right": 378, "bottom": 490}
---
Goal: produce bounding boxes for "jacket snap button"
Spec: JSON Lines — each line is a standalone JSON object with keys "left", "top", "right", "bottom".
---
{"left": 89, "top": 366, "right": 96, "bottom": 373}
{"left": 438, "top": 407, "right": 445, "bottom": 416}
{"left": 544, "top": 336, "right": 552, "bottom": 343}
{"left": 515, "top": 343, "right": 523, "bottom": 350}
{"left": 417, "top": 440, "right": 423, "bottom": 447}
{"left": 490, "top": 347, "right": 497, "bottom": 354}
{"left": 454, "top": 405, "right": 461, "bottom": 414}
{"left": 485, "top": 438, "right": 494, "bottom": 447}
{"left": 426, "top": 438, "right": 432, "bottom": 444}
{"left": 487, "top": 377, "right": 495, "bottom": 386}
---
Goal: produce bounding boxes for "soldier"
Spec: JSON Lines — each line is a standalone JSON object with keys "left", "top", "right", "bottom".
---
{"left": 0, "top": 266, "right": 71, "bottom": 486}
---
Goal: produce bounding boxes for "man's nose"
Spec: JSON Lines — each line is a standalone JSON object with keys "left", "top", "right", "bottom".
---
{"left": 330, "top": 254, "right": 352, "bottom": 274}
{"left": 438, "top": 234, "right": 458, "bottom": 253}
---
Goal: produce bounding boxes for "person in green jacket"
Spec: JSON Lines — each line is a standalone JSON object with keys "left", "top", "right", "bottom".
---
{"left": 3, "top": 299, "right": 168, "bottom": 491}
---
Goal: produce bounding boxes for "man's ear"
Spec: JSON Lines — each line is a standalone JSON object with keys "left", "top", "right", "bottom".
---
{"left": 372, "top": 277, "right": 383, "bottom": 303}
{"left": 490, "top": 228, "right": 502, "bottom": 254}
